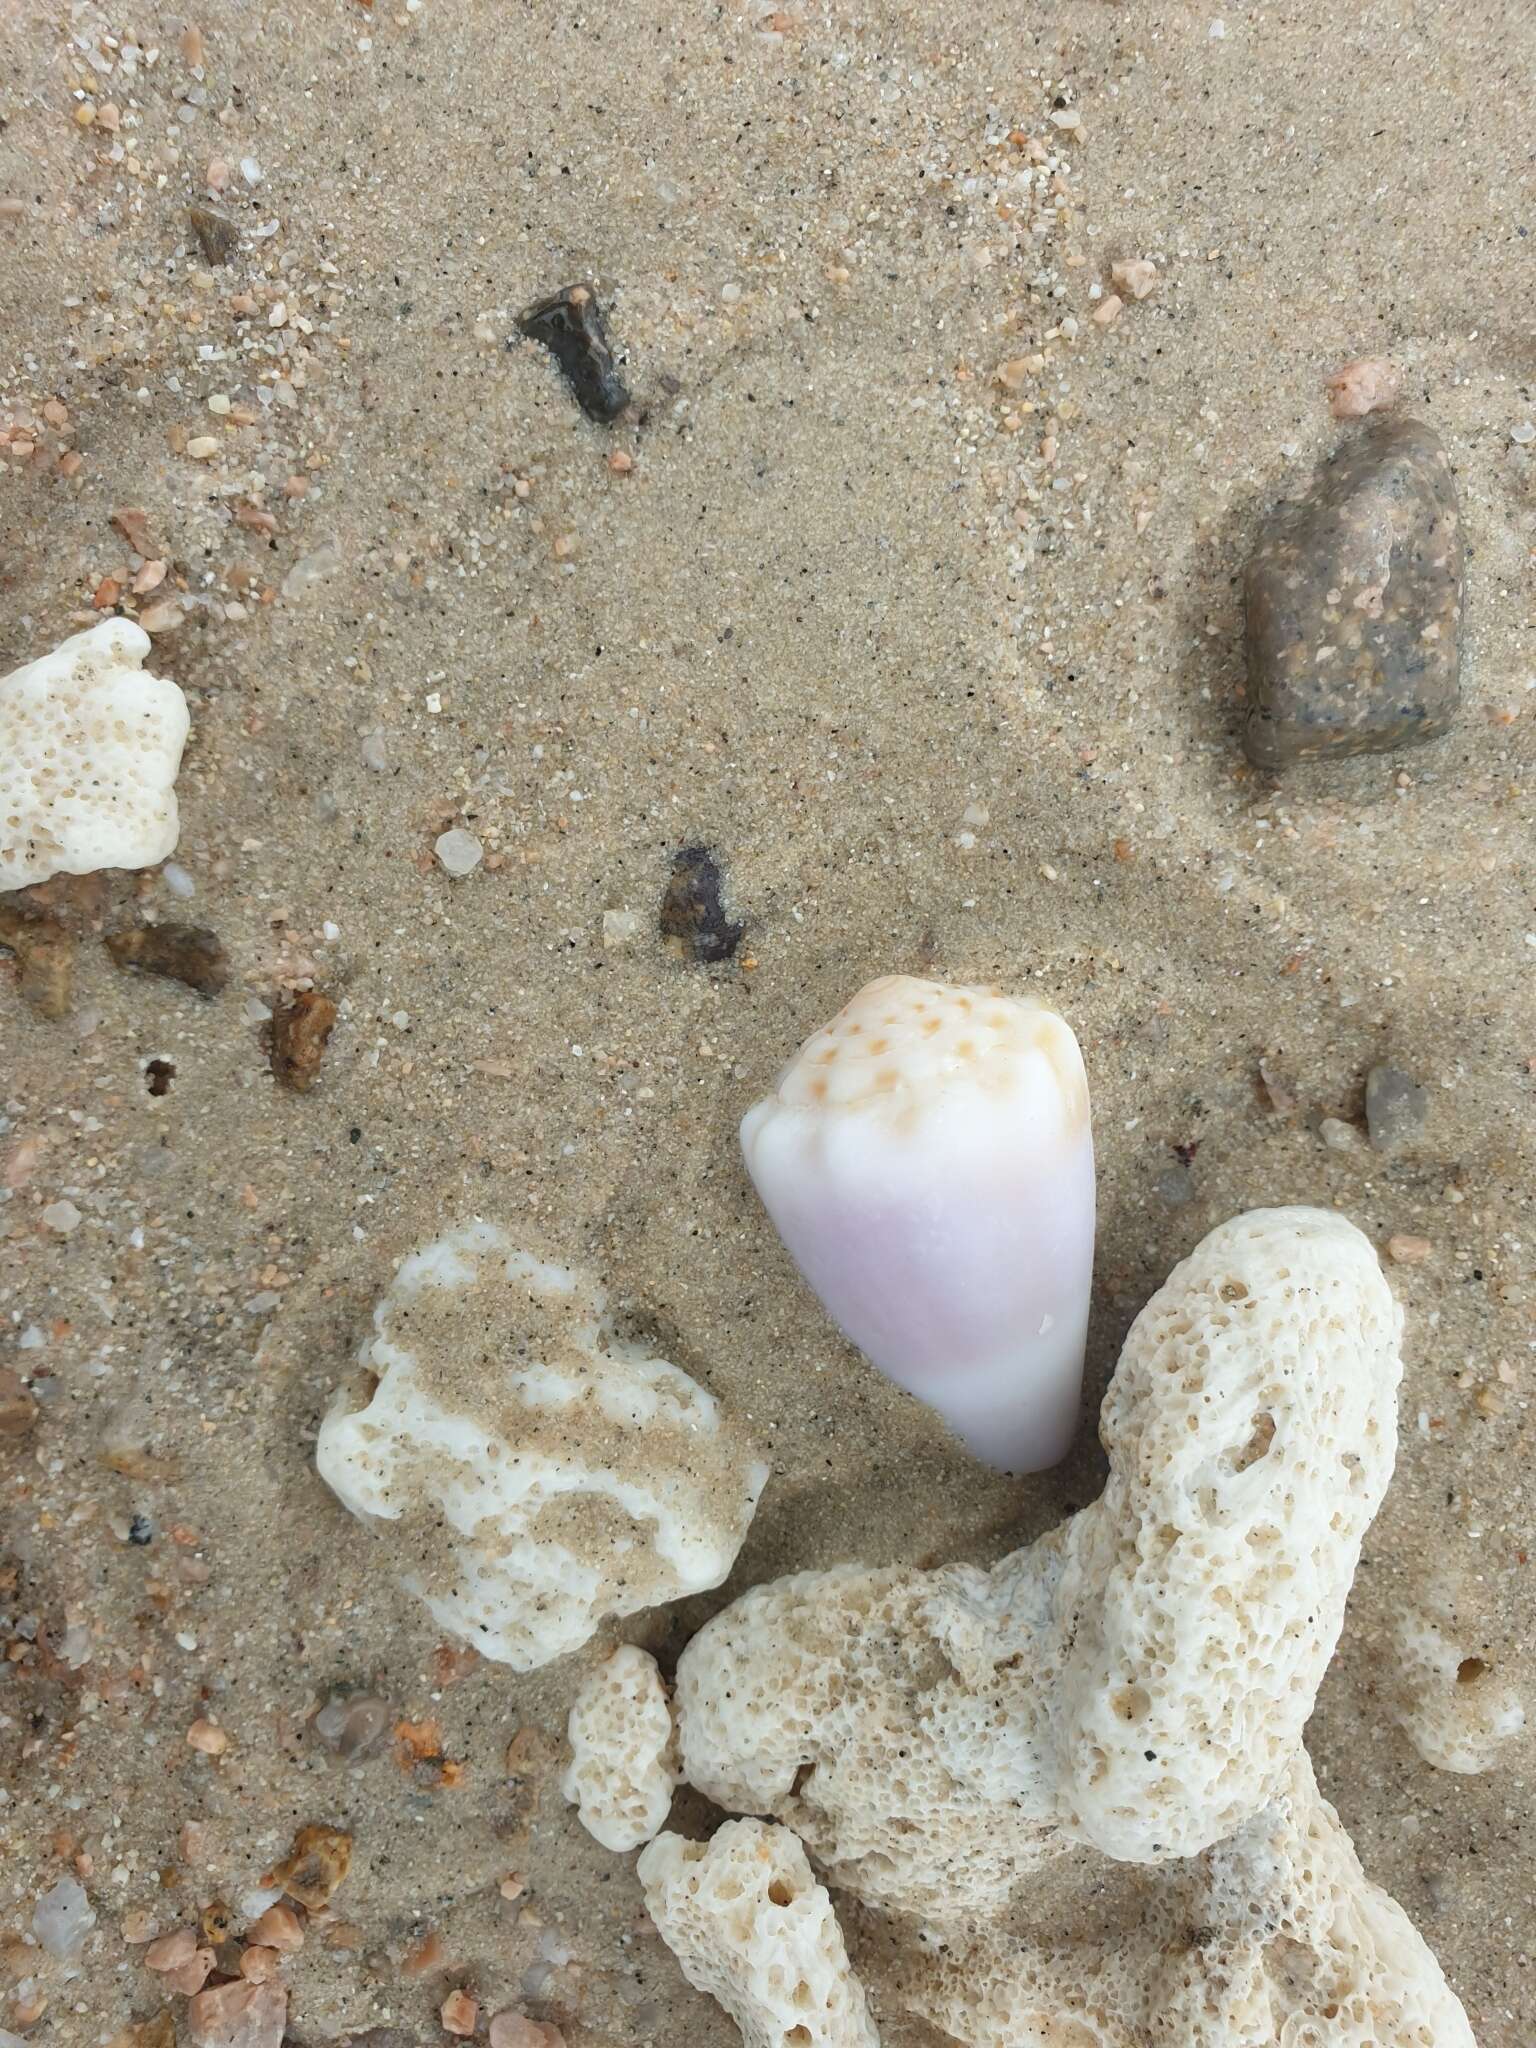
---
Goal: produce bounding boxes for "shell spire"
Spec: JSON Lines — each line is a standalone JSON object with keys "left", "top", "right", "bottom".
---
{"left": 740, "top": 974, "right": 1095, "bottom": 1471}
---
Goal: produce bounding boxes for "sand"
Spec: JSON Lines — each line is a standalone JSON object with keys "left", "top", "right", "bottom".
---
{"left": 1, "top": 1, "right": 1532, "bottom": 2043}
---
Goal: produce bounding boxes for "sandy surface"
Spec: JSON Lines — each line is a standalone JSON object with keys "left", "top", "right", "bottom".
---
{"left": 1, "top": 1, "right": 1533, "bottom": 2043}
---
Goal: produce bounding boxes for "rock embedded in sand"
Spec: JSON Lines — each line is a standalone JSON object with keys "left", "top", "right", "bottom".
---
{"left": 1325, "top": 355, "right": 1402, "bottom": 419}
{"left": 1365, "top": 1062, "right": 1427, "bottom": 1153}
{"left": 516, "top": 283, "right": 630, "bottom": 423}
{"left": 313, "top": 1689, "right": 393, "bottom": 1761}
{"left": 105, "top": 922, "right": 230, "bottom": 998}
{"left": 0, "top": 1368, "right": 38, "bottom": 1438}
{"left": 659, "top": 845, "right": 743, "bottom": 964}
{"left": 32, "top": 1875, "right": 96, "bottom": 1957}
{"left": 0, "top": 897, "right": 74, "bottom": 1017}
{"left": 188, "top": 205, "right": 240, "bottom": 264}
{"left": 186, "top": 1979, "right": 287, "bottom": 2048}
{"left": 1242, "top": 418, "right": 1464, "bottom": 767}
{"left": 314, "top": 1221, "right": 767, "bottom": 1669}
{"left": 262, "top": 1822, "right": 351, "bottom": 1908}
{"left": 268, "top": 988, "right": 338, "bottom": 1091}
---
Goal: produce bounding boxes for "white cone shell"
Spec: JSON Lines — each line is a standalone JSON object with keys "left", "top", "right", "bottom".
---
{"left": 740, "top": 975, "right": 1095, "bottom": 1471}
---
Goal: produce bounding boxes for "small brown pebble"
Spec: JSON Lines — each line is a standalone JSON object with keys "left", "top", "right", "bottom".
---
{"left": 440, "top": 1989, "right": 478, "bottom": 2036}
{"left": 111, "top": 507, "right": 156, "bottom": 554}
{"left": 1110, "top": 257, "right": 1159, "bottom": 300}
{"left": 0, "top": 1368, "right": 38, "bottom": 1439}
{"left": 145, "top": 1928, "right": 197, "bottom": 1972}
{"left": 263, "top": 1822, "right": 352, "bottom": 1908}
{"left": 268, "top": 990, "right": 338, "bottom": 1092}
{"left": 497, "top": 1874, "right": 526, "bottom": 1902}
{"left": 107, "top": 2013, "right": 177, "bottom": 2048}
{"left": 165, "top": 1948, "right": 216, "bottom": 1996}
{"left": 247, "top": 1903, "right": 303, "bottom": 1953}
{"left": 488, "top": 2015, "right": 564, "bottom": 2048}
{"left": 1388, "top": 1234, "right": 1433, "bottom": 1264}
{"left": 186, "top": 1719, "right": 229, "bottom": 1756}
{"left": 188, "top": 205, "right": 240, "bottom": 265}
{"left": 238, "top": 1946, "right": 281, "bottom": 1983}
{"left": 1091, "top": 293, "right": 1124, "bottom": 327}
{"left": 201, "top": 1901, "right": 234, "bottom": 1945}
{"left": 187, "top": 1978, "right": 287, "bottom": 2048}
{"left": 1325, "top": 356, "right": 1402, "bottom": 420}
{"left": 504, "top": 1726, "right": 552, "bottom": 1775}
{"left": 1257, "top": 1057, "right": 1296, "bottom": 1116}
{"left": 402, "top": 1930, "right": 445, "bottom": 1977}
{"left": 121, "top": 1909, "right": 157, "bottom": 1943}
{"left": 0, "top": 899, "right": 75, "bottom": 1020}
{"left": 105, "top": 923, "right": 230, "bottom": 998}
{"left": 93, "top": 575, "right": 122, "bottom": 609}
{"left": 607, "top": 449, "right": 633, "bottom": 474}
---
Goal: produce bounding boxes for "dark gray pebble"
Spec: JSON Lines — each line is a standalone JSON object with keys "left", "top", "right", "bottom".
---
{"left": 660, "top": 846, "right": 743, "bottom": 964}
{"left": 516, "top": 283, "right": 630, "bottom": 423}
{"left": 1243, "top": 418, "right": 1464, "bottom": 767}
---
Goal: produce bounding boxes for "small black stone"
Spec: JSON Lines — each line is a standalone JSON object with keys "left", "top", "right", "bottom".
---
{"left": 128, "top": 1514, "right": 153, "bottom": 1546}
{"left": 515, "top": 283, "right": 630, "bottom": 423}
{"left": 659, "top": 846, "right": 743, "bottom": 964}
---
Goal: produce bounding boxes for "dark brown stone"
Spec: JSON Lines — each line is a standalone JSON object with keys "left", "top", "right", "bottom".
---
{"left": 268, "top": 989, "right": 338, "bottom": 1092}
{"left": 1242, "top": 418, "right": 1463, "bottom": 767}
{"left": 659, "top": 846, "right": 743, "bottom": 964}
{"left": 188, "top": 205, "right": 240, "bottom": 265}
{"left": 105, "top": 922, "right": 230, "bottom": 997}
{"left": 0, "top": 898, "right": 74, "bottom": 1019}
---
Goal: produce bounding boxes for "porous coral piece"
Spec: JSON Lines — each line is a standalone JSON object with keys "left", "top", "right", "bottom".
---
{"left": 0, "top": 620, "right": 189, "bottom": 890}
{"left": 316, "top": 1222, "right": 767, "bottom": 1669}
{"left": 1392, "top": 1601, "right": 1525, "bottom": 1774}
{"left": 890, "top": 1752, "right": 1473, "bottom": 2048}
{"left": 561, "top": 1644, "right": 680, "bottom": 1850}
{"left": 1050, "top": 1205, "right": 1400, "bottom": 1861}
{"left": 638, "top": 1820, "right": 880, "bottom": 2048}
{"left": 676, "top": 1209, "right": 1401, "bottom": 1915}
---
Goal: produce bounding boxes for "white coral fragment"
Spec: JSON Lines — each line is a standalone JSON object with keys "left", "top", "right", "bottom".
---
{"left": 316, "top": 1222, "right": 767, "bottom": 1669}
{"left": 638, "top": 1820, "right": 880, "bottom": 2048}
{"left": 678, "top": 1209, "right": 1401, "bottom": 1913}
{"left": 561, "top": 1644, "right": 680, "bottom": 1850}
{"left": 0, "top": 619, "right": 190, "bottom": 889}
{"left": 668, "top": 1207, "right": 1474, "bottom": 2043}
{"left": 1393, "top": 1602, "right": 1525, "bottom": 1774}
{"left": 895, "top": 1753, "right": 1474, "bottom": 2048}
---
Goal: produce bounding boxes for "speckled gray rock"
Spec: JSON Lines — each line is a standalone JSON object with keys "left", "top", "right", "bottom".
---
{"left": 1365, "top": 1064, "right": 1428, "bottom": 1153}
{"left": 1243, "top": 418, "right": 1464, "bottom": 767}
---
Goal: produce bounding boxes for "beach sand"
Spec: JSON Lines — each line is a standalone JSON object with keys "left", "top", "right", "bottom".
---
{"left": 1, "top": 1, "right": 1532, "bottom": 2042}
